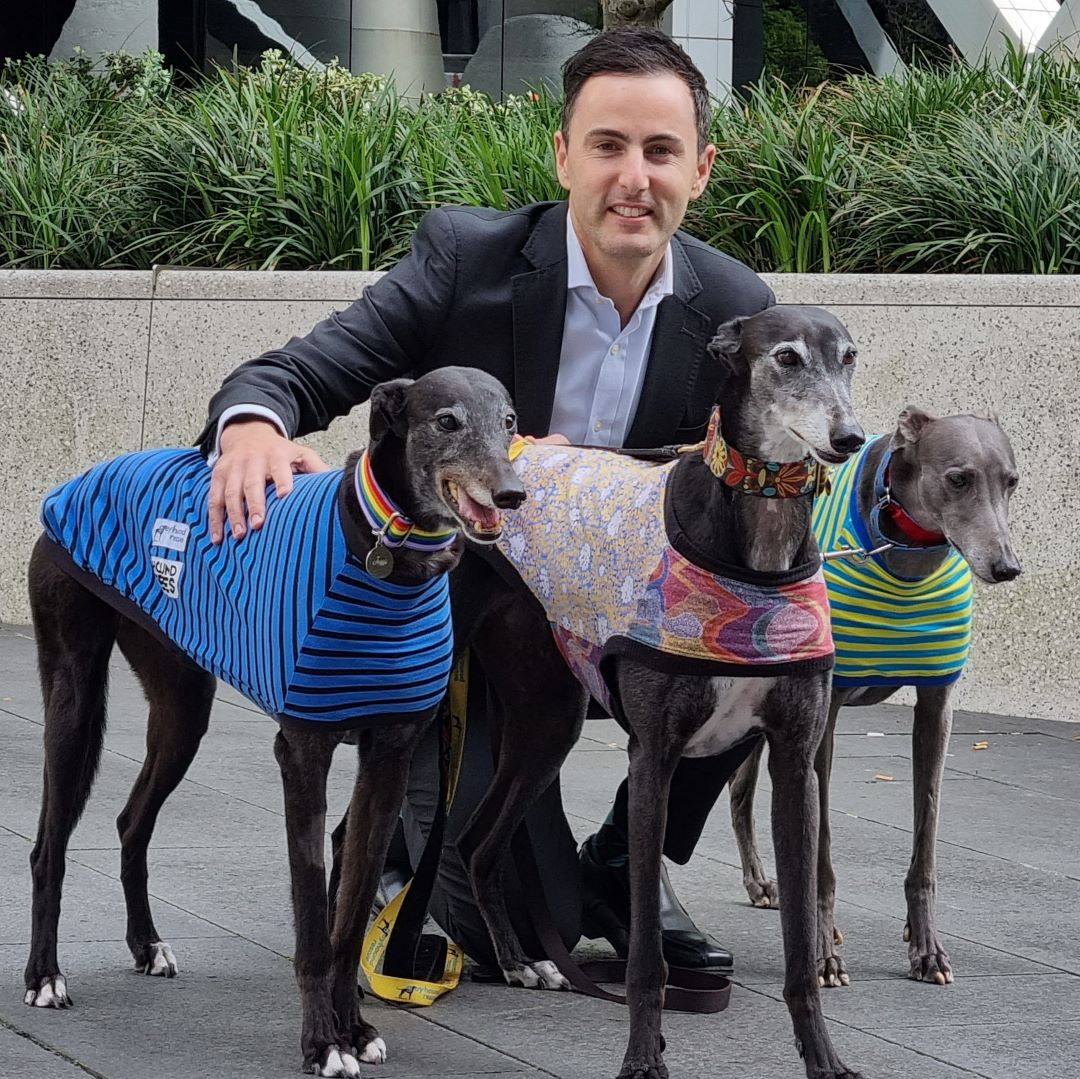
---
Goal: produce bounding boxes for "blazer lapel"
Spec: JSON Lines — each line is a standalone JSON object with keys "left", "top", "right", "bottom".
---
{"left": 624, "top": 235, "right": 713, "bottom": 449}
{"left": 512, "top": 203, "right": 568, "bottom": 438}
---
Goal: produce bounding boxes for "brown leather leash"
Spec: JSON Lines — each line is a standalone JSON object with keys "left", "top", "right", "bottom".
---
{"left": 510, "top": 827, "right": 731, "bottom": 1014}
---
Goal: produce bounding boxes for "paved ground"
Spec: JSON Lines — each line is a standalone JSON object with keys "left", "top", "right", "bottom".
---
{"left": 2, "top": 621, "right": 1079, "bottom": 1079}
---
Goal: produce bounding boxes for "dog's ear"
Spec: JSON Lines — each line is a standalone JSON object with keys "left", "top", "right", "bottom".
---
{"left": 707, "top": 318, "right": 745, "bottom": 371}
{"left": 369, "top": 378, "right": 414, "bottom": 442}
{"left": 891, "top": 405, "right": 937, "bottom": 449}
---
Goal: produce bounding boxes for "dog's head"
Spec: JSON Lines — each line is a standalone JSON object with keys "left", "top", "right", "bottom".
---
{"left": 708, "top": 306, "right": 865, "bottom": 465}
{"left": 368, "top": 367, "right": 525, "bottom": 543}
{"left": 890, "top": 409, "right": 1022, "bottom": 584}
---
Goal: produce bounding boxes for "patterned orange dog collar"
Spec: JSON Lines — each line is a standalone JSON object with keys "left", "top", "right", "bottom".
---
{"left": 703, "top": 407, "right": 830, "bottom": 498}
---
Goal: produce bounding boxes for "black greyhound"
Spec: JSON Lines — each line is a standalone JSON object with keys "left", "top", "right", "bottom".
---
{"left": 447, "top": 306, "right": 868, "bottom": 1079}
{"left": 730, "top": 409, "right": 1022, "bottom": 989}
{"left": 23, "top": 367, "right": 524, "bottom": 1077}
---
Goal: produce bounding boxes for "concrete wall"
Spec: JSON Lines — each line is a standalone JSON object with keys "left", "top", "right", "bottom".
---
{"left": 2, "top": 269, "right": 1074, "bottom": 723}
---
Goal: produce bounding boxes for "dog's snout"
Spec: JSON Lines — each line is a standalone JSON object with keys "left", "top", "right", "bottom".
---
{"left": 990, "top": 556, "right": 1021, "bottom": 583}
{"left": 830, "top": 426, "right": 866, "bottom": 457}
{"left": 493, "top": 484, "right": 526, "bottom": 510}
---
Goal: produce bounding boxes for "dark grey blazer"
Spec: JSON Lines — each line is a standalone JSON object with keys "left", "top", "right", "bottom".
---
{"left": 198, "top": 201, "right": 774, "bottom": 452}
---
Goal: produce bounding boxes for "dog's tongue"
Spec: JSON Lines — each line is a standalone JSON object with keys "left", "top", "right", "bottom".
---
{"left": 456, "top": 487, "right": 501, "bottom": 532}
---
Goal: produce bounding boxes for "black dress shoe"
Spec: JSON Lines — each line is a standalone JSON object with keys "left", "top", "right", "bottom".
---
{"left": 579, "top": 844, "right": 734, "bottom": 974}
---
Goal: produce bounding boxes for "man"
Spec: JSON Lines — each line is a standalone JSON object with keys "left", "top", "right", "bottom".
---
{"left": 200, "top": 27, "right": 772, "bottom": 976}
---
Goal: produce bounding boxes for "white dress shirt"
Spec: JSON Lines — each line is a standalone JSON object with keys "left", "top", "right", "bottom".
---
{"left": 210, "top": 211, "right": 673, "bottom": 459}
{"left": 548, "top": 213, "right": 672, "bottom": 448}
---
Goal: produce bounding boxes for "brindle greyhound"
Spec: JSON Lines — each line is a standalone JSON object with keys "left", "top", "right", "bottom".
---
{"left": 448, "top": 306, "right": 867, "bottom": 1079}
{"left": 23, "top": 367, "right": 525, "bottom": 1077}
{"left": 729, "top": 409, "right": 1021, "bottom": 989}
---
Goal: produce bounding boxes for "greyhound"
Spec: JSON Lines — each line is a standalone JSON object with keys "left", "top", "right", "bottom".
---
{"left": 728, "top": 409, "right": 1022, "bottom": 989}
{"left": 447, "top": 306, "right": 867, "bottom": 1079}
{"left": 23, "top": 367, "right": 525, "bottom": 1077}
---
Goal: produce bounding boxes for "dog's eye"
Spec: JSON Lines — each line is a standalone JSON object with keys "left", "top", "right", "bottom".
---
{"left": 775, "top": 349, "right": 800, "bottom": 367}
{"left": 842, "top": 349, "right": 857, "bottom": 366}
{"left": 436, "top": 414, "right": 461, "bottom": 432}
{"left": 504, "top": 414, "right": 516, "bottom": 432}
{"left": 1006, "top": 474, "right": 1019, "bottom": 490}
{"left": 946, "top": 471, "right": 969, "bottom": 489}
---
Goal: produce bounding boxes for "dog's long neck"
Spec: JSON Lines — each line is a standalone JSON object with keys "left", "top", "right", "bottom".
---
{"left": 671, "top": 397, "right": 816, "bottom": 574}
{"left": 855, "top": 439, "right": 951, "bottom": 579}
{"left": 338, "top": 441, "right": 462, "bottom": 584}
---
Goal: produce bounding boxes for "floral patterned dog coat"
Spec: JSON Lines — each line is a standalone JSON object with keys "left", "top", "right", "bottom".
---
{"left": 494, "top": 444, "right": 834, "bottom": 720}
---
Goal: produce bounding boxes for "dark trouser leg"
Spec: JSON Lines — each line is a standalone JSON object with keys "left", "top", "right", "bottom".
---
{"left": 589, "top": 733, "right": 765, "bottom": 866}
{"left": 399, "top": 671, "right": 582, "bottom": 969}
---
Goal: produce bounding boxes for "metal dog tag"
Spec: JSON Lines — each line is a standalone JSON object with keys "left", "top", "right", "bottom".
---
{"left": 365, "top": 542, "right": 394, "bottom": 579}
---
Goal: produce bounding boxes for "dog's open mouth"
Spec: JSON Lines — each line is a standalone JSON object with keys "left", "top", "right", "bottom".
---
{"left": 443, "top": 480, "right": 504, "bottom": 542}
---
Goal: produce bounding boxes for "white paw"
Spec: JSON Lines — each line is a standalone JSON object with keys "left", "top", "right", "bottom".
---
{"left": 358, "top": 1036, "right": 387, "bottom": 1064}
{"left": 24, "top": 975, "right": 72, "bottom": 1008}
{"left": 503, "top": 961, "right": 569, "bottom": 990}
{"left": 320, "top": 1048, "right": 361, "bottom": 1077}
{"left": 139, "top": 942, "right": 178, "bottom": 977}
{"left": 532, "top": 960, "right": 571, "bottom": 990}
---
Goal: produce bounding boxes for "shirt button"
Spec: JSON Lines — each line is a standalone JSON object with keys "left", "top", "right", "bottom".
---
{"left": 593, "top": 421, "right": 603, "bottom": 432}
{"left": 610, "top": 345, "right": 619, "bottom": 355}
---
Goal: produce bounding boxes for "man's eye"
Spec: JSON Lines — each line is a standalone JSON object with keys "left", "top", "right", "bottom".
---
{"left": 437, "top": 414, "right": 460, "bottom": 432}
{"left": 776, "top": 350, "right": 800, "bottom": 367}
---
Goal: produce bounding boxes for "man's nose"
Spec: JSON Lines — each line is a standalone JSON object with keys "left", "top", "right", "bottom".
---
{"left": 619, "top": 149, "right": 649, "bottom": 193}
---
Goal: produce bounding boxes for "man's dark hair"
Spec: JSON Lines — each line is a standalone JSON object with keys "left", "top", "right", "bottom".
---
{"left": 561, "top": 27, "right": 712, "bottom": 153}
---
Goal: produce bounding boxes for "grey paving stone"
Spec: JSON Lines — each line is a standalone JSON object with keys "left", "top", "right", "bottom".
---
{"left": 0, "top": 937, "right": 530, "bottom": 1078}
{"left": 0, "top": 1024, "right": 93, "bottom": 1078}
{"left": 0, "top": 837, "right": 230, "bottom": 949}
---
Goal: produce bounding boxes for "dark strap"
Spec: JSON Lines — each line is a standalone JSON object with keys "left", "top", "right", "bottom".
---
{"left": 511, "top": 829, "right": 731, "bottom": 1014}
{"left": 382, "top": 707, "right": 451, "bottom": 981}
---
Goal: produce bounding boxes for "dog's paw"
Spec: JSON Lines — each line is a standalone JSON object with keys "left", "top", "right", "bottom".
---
{"left": 315, "top": 1047, "right": 361, "bottom": 1077}
{"left": 502, "top": 960, "right": 570, "bottom": 990}
{"left": 817, "top": 953, "right": 850, "bottom": 989}
{"left": 23, "top": 975, "right": 72, "bottom": 1008}
{"left": 357, "top": 1036, "right": 387, "bottom": 1064}
{"left": 745, "top": 875, "right": 780, "bottom": 908}
{"left": 616, "top": 1059, "right": 668, "bottom": 1079}
{"left": 906, "top": 931, "right": 953, "bottom": 986}
{"left": 135, "top": 941, "right": 178, "bottom": 977}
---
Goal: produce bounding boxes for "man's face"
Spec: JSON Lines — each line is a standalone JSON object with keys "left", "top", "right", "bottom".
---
{"left": 554, "top": 73, "right": 715, "bottom": 271}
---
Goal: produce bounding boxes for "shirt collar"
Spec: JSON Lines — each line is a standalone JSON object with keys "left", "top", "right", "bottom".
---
{"left": 565, "top": 211, "right": 673, "bottom": 309}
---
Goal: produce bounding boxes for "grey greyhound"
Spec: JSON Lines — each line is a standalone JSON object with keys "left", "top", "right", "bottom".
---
{"left": 729, "top": 409, "right": 1022, "bottom": 989}
{"left": 446, "top": 306, "right": 867, "bottom": 1079}
{"left": 23, "top": 367, "right": 525, "bottom": 1077}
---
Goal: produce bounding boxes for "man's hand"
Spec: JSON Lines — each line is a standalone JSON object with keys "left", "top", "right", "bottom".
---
{"left": 209, "top": 419, "right": 330, "bottom": 543}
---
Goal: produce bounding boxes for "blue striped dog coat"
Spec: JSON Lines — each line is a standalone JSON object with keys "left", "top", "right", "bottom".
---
{"left": 40, "top": 449, "right": 454, "bottom": 728}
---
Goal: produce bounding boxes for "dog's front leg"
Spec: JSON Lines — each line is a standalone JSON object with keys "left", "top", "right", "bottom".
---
{"left": 328, "top": 720, "right": 433, "bottom": 1065}
{"left": 815, "top": 693, "right": 849, "bottom": 988}
{"left": 766, "top": 683, "right": 862, "bottom": 1079}
{"left": 904, "top": 685, "right": 954, "bottom": 985}
{"left": 274, "top": 730, "right": 354, "bottom": 1077}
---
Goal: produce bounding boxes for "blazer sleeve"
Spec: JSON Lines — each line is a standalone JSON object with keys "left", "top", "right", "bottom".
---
{"left": 196, "top": 208, "right": 459, "bottom": 451}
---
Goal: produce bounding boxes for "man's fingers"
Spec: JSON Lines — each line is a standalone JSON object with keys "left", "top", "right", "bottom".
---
{"left": 243, "top": 472, "right": 269, "bottom": 532}
{"left": 208, "top": 470, "right": 228, "bottom": 544}
{"left": 294, "top": 447, "right": 331, "bottom": 474}
{"left": 224, "top": 475, "right": 249, "bottom": 540}
{"left": 270, "top": 460, "right": 294, "bottom": 500}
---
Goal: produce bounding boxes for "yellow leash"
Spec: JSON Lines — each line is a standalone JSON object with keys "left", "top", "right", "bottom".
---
{"left": 359, "top": 653, "right": 470, "bottom": 1005}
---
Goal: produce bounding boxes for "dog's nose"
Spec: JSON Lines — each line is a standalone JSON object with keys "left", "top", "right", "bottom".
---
{"left": 493, "top": 484, "right": 526, "bottom": 510}
{"left": 830, "top": 427, "right": 865, "bottom": 456}
{"left": 990, "top": 558, "right": 1021, "bottom": 582}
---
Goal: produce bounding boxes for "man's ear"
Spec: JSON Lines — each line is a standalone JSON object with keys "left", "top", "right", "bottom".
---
{"left": 369, "top": 378, "right": 414, "bottom": 442}
{"left": 891, "top": 405, "right": 936, "bottom": 449}
{"left": 707, "top": 318, "right": 744, "bottom": 372}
